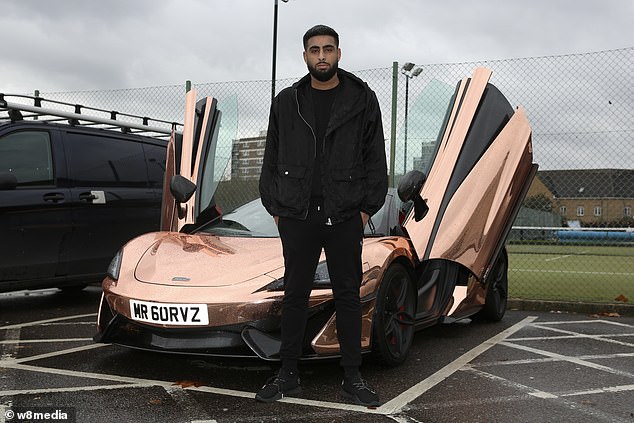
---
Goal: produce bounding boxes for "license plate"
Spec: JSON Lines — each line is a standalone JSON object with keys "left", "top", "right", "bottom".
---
{"left": 130, "top": 300, "right": 209, "bottom": 326}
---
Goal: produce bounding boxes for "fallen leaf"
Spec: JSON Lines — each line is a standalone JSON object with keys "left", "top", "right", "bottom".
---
{"left": 591, "top": 312, "right": 621, "bottom": 318}
{"left": 173, "top": 380, "right": 205, "bottom": 388}
{"left": 580, "top": 399, "right": 595, "bottom": 406}
{"left": 614, "top": 294, "right": 628, "bottom": 303}
{"left": 149, "top": 399, "right": 162, "bottom": 405}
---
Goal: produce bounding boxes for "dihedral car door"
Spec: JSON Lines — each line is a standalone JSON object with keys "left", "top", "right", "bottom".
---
{"left": 160, "top": 90, "right": 222, "bottom": 232}
{"left": 404, "top": 67, "right": 537, "bottom": 280}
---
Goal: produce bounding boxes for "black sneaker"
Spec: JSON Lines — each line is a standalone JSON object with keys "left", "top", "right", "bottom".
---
{"left": 341, "top": 376, "right": 380, "bottom": 407}
{"left": 255, "top": 369, "right": 301, "bottom": 403}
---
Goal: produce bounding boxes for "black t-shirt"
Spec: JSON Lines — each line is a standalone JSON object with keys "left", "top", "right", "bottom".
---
{"left": 310, "top": 84, "right": 339, "bottom": 200}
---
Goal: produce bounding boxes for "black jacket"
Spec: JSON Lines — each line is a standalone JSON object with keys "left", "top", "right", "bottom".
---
{"left": 259, "top": 69, "right": 388, "bottom": 224}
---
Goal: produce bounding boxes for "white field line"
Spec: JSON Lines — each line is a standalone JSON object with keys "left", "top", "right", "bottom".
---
{"left": 544, "top": 250, "right": 590, "bottom": 262}
{"left": 509, "top": 268, "right": 634, "bottom": 276}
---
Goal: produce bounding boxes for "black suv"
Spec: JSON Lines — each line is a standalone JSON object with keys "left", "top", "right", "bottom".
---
{"left": 0, "top": 94, "right": 181, "bottom": 292}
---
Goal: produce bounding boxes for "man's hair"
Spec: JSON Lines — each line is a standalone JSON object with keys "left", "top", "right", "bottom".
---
{"left": 302, "top": 25, "right": 339, "bottom": 50}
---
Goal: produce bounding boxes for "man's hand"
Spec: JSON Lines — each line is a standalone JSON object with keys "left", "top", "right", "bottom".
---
{"left": 274, "top": 216, "right": 279, "bottom": 226}
{"left": 361, "top": 211, "right": 369, "bottom": 227}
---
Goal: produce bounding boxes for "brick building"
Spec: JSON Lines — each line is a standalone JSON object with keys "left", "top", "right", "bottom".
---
{"left": 526, "top": 169, "right": 634, "bottom": 226}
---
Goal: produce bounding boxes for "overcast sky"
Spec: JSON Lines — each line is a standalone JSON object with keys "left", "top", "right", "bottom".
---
{"left": 1, "top": 0, "right": 632, "bottom": 93}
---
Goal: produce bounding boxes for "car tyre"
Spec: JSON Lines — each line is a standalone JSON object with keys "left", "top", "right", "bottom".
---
{"left": 479, "top": 248, "right": 509, "bottom": 322}
{"left": 372, "top": 263, "right": 416, "bottom": 366}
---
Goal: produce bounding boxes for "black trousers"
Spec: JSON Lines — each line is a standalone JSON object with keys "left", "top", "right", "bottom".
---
{"left": 278, "top": 203, "right": 364, "bottom": 369}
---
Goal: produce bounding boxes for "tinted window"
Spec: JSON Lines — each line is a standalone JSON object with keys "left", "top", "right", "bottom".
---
{"left": 143, "top": 142, "right": 167, "bottom": 188}
{"left": 0, "top": 130, "right": 53, "bottom": 186}
{"left": 65, "top": 132, "right": 148, "bottom": 187}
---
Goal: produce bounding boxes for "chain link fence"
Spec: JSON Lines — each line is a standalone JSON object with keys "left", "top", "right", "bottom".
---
{"left": 41, "top": 47, "right": 633, "bottom": 304}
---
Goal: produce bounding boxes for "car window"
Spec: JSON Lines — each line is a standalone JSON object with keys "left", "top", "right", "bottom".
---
{"left": 198, "top": 96, "right": 238, "bottom": 215}
{"left": 200, "top": 196, "right": 392, "bottom": 238}
{"left": 143, "top": 142, "right": 167, "bottom": 188}
{"left": 65, "top": 132, "right": 148, "bottom": 187}
{"left": 0, "top": 130, "right": 53, "bottom": 186}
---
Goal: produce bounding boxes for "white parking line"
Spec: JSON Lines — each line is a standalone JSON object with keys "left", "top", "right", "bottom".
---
{"left": 0, "top": 313, "right": 97, "bottom": 330}
{"left": 461, "top": 366, "right": 634, "bottom": 423}
{"left": 1, "top": 313, "right": 631, "bottom": 420}
{"left": 0, "top": 338, "right": 93, "bottom": 345}
{"left": 0, "top": 316, "right": 539, "bottom": 416}
{"left": 500, "top": 341, "right": 634, "bottom": 378}
{"left": 377, "top": 316, "right": 538, "bottom": 415}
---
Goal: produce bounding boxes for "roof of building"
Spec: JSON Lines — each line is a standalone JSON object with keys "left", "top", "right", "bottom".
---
{"left": 537, "top": 169, "right": 634, "bottom": 199}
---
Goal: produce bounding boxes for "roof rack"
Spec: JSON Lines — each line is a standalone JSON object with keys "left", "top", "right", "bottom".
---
{"left": 0, "top": 92, "right": 183, "bottom": 138}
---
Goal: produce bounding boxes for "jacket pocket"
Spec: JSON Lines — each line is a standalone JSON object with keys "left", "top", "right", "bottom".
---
{"left": 277, "top": 164, "right": 307, "bottom": 179}
{"left": 332, "top": 167, "right": 365, "bottom": 182}
{"left": 331, "top": 167, "right": 365, "bottom": 212}
{"left": 275, "top": 164, "right": 307, "bottom": 213}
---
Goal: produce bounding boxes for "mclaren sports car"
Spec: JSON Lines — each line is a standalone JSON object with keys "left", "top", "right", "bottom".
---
{"left": 95, "top": 67, "right": 537, "bottom": 365}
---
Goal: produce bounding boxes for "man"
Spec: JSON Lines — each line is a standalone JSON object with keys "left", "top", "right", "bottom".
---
{"left": 257, "top": 24, "right": 388, "bottom": 406}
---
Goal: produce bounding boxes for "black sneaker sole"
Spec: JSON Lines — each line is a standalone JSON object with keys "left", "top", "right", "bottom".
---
{"left": 255, "top": 386, "right": 302, "bottom": 403}
{"left": 340, "top": 388, "right": 380, "bottom": 407}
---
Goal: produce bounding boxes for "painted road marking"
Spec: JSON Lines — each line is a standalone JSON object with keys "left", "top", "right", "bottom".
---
{"left": 1, "top": 314, "right": 632, "bottom": 421}
{"left": 378, "top": 316, "right": 538, "bottom": 415}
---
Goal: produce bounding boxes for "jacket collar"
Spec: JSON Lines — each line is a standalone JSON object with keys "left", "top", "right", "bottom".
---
{"left": 293, "top": 68, "right": 367, "bottom": 132}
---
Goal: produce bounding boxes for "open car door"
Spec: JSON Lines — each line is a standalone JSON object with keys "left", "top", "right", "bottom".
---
{"left": 160, "top": 90, "right": 223, "bottom": 233}
{"left": 402, "top": 67, "right": 538, "bottom": 280}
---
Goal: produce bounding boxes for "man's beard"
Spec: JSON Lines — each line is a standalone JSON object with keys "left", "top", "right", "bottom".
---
{"left": 307, "top": 60, "right": 339, "bottom": 82}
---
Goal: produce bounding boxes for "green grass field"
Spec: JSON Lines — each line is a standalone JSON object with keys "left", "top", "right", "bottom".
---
{"left": 506, "top": 243, "right": 634, "bottom": 303}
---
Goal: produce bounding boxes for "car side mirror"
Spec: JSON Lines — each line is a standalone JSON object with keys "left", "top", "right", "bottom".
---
{"left": 0, "top": 172, "right": 18, "bottom": 190}
{"left": 397, "top": 170, "right": 429, "bottom": 222}
{"left": 170, "top": 175, "right": 196, "bottom": 204}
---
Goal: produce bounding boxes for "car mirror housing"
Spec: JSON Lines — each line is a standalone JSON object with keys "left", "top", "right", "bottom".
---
{"left": 397, "top": 170, "right": 429, "bottom": 222}
{"left": 170, "top": 175, "right": 197, "bottom": 204}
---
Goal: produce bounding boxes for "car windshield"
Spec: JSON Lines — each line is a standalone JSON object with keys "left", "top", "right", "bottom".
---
{"left": 199, "top": 198, "right": 391, "bottom": 238}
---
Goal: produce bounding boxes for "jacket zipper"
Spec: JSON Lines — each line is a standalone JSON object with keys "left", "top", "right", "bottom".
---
{"left": 295, "top": 89, "right": 316, "bottom": 220}
{"left": 295, "top": 89, "right": 317, "bottom": 159}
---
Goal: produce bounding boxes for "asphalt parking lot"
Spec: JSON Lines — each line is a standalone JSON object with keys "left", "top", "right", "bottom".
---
{"left": 1, "top": 287, "right": 633, "bottom": 423}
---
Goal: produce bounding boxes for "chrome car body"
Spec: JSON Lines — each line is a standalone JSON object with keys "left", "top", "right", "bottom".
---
{"left": 95, "top": 68, "right": 537, "bottom": 365}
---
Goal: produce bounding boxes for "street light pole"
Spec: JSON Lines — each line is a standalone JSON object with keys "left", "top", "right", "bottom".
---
{"left": 271, "top": 0, "right": 280, "bottom": 103}
{"left": 271, "top": 0, "right": 289, "bottom": 103}
{"left": 401, "top": 62, "right": 422, "bottom": 174}
{"left": 404, "top": 74, "right": 410, "bottom": 174}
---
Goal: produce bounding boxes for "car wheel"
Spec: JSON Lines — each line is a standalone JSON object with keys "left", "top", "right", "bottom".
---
{"left": 372, "top": 263, "right": 416, "bottom": 366}
{"left": 479, "top": 248, "right": 509, "bottom": 322}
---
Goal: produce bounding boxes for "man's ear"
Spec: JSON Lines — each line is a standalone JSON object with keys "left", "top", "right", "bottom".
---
{"left": 338, "top": 48, "right": 341, "bottom": 61}
{"left": 303, "top": 51, "right": 307, "bottom": 64}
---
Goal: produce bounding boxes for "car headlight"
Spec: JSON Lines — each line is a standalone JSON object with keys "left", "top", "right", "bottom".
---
{"left": 106, "top": 249, "right": 123, "bottom": 281}
{"left": 255, "top": 262, "right": 332, "bottom": 292}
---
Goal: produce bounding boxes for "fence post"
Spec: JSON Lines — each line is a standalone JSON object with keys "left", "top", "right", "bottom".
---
{"left": 185, "top": 80, "right": 191, "bottom": 93}
{"left": 389, "top": 61, "right": 398, "bottom": 187}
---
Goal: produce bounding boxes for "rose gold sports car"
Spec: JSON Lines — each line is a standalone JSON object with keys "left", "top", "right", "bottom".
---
{"left": 94, "top": 68, "right": 537, "bottom": 365}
